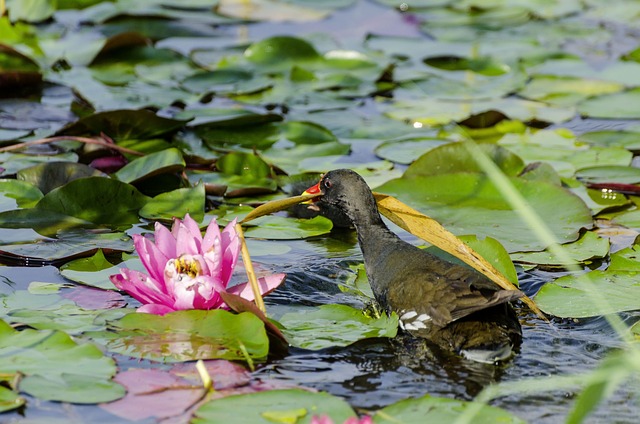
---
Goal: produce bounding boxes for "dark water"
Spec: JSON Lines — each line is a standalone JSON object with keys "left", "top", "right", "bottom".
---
{"left": 253, "top": 236, "right": 640, "bottom": 424}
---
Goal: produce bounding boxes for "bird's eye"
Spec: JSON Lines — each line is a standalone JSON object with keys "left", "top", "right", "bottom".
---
{"left": 324, "top": 179, "right": 332, "bottom": 189}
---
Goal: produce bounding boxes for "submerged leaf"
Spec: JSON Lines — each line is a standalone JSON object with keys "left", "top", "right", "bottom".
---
{"left": 280, "top": 304, "right": 398, "bottom": 350}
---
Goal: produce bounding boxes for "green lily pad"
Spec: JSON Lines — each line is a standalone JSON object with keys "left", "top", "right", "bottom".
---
{"left": 0, "top": 386, "right": 24, "bottom": 413}
{"left": 384, "top": 97, "right": 575, "bottom": 127}
{"left": 377, "top": 173, "right": 593, "bottom": 253}
{"left": 88, "top": 310, "right": 270, "bottom": 362}
{"left": 0, "top": 178, "right": 43, "bottom": 210}
{"left": 57, "top": 109, "right": 190, "bottom": 139}
{"left": 244, "top": 36, "right": 322, "bottom": 68}
{"left": 375, "top": 136, "right": 452, "bottom": 165}
{"left": 245, "top": 216, "right": 333, "bottom": 240}
{"left": 518, "top": 75, "right": 624, "bottom": 106}
{"left": 0, "top": 319, "right": 124, "bottom": 403}
{"left": 17, "top": 161, "right": 104, "bottom": 194}
{"left": 0, "top": 208, "right": 96, "bottom": 238}
{"left": 405, "top": 142, "right": 525, "bottom": 178}
{"left": 578, "top": 89, "right": 640, "bottom": 119}
{"left": 609, "top": 245, "right": 640, "bottom": 272}
{"left": 35, "top": 176, "right": 150, "bottom": 226}
{"left": 193, "top": 388, "right": 356, "bottom": 424}
{"left": 498, "top": 130, "right": 632, "bottom": 177}
{"left": 139, "top": 182, "right": 205, "bottom": 222}
{"left": 60, "top": 249, "right": 145, "bottom": 290}
{"left": 575, "top": 166, "right": 640, "bottom": 184}
{"left": 0, "top": 231, "right": 133, "bottom": 263}
{"left": 535, "top": 269, "right": 640, "bottom": 318}
{"left": 279, "top": 304, "right": 398, "bottom": 350}
{"left": 510, "top": 231, "right": 609, "bottom": 266}
{"left": 578, "top": 130, "right": 640, "bottom": 151}
{"left": 374, "top": 393, "right": 525, "bottom": 423}
{"left": 115, "top": 148, "right": 185, "bottom": 184}
{"left": 218, "top": 0, "right": 330, "bottom": 22}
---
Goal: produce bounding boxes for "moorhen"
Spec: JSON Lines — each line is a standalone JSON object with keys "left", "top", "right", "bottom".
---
{"left": 304, "top": 169, "right": 523, "bottom": 363}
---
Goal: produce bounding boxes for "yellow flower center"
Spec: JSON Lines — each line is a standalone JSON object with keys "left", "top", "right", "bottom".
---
{"left": 174, "top": 255, "right": 201, "bottom": 278}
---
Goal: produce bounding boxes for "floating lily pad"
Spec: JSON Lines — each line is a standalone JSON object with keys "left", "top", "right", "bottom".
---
{"left": 0, "top": 208, "right": 95, "bottom": 238}
{"left": 193, "top": 388, "right": 356, "bottom": 424}
{"left": 60, "top": 249, "right": 145, "bottom": 290}
{"left": 139, "top": 182, "right": 205, "bottom": 222}
{"left": 115, "top": 148, "right": 185, "bottom": 184}
{"left": 510, "top": 231, "right": 609, "bottom": 266}
{"left": 245, "top": 216, "right": 333, "bottom": 240}
{"left": 578, "top": 130, "right": 640, "bottom": 151}
{"left": 279, "top": 304, "right": 398, "bottom": 350}
{"left": 0, "top": 231, "right": 133, "bottom": 263}
{"left": 218, "top": 0, "right": 330, "bottom": 22}
{"left": 575, "top": 166, "right": 640, "bottom": 184}
{"left": 0, "top": 319, "right": 124, "bottom": 403}
{"left": 35, "top": 176, "right": 150, "bottom": 226}
{"left": 0, "top": 386, "right": 24, "bottom": 413}
{"left": 0, "top": 178, "right": 43, "bottom": 210}
{"left": 244, "top": 36, "right": 322, "bottom": 68}
{"left": 535, "top": 269, "right": 640, "bottom": 318}
{"left": 374, "top": 393, "right": 526, "bottom": 423}
{"left": 377, "top": 173, "right": 593, "bottom": 253}
{"left": 57, "top": 109, "right": 190, "bottom": 139}
{"left": 578, "top": 89, "right": 640, "bottom": 119}
{"left": 88, "top": 310, "right": 270, "bottom": 362}
{"left": 375, "top": 136, "right": 452, "bottom": 165}
{"left": 17, "top": 161, "right": 104, "bottom": 194}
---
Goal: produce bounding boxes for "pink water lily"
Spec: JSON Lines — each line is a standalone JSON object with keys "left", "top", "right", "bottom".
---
{"left": 110, "top": 214, "right": 285, "bottom": 315}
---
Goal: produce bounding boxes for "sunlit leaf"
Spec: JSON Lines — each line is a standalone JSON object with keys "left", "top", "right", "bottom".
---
{"left": 0, "top": 386, "right": 24, "bottom": 413}
{"left": 139, "top": 182, "right": 205, "bottom": 221}
{"left": 218, "top": 0, "right": 330, "bottom": 22}
{"left": 0, "top": 178, "right": 43, "bottom": 209}
{"left": 114, "top": 148, "right": 185, "bottom": 184}
{"left": 87, "top": 310, "right": 270, "bottom": 362}
{"left": 535, "top": 269, "right": 640, "bottom": 318}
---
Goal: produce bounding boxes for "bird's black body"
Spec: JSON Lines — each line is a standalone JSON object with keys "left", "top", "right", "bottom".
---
{"left": 310, "top": 169, "right": 522, "bottom": 363}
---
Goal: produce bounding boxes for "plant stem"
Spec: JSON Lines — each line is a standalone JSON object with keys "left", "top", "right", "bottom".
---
{"left": 236, "top": 223, "right": 266, "bottom": 314}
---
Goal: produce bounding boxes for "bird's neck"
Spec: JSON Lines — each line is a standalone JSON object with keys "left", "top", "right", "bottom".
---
{"left": 352, "top": 210, "right": 402, "bottom": 302}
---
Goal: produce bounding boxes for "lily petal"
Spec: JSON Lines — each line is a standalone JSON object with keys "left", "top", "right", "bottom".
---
{"left": 220, "top": 219, "right": 240, "bottom": 285}
{"left": 137, "top": 303, "right": 175, "bottom": 316}
{"left": 175, "top": 221, "right": 201, "bottom": 256}
{"left": 110, "top": 269, "right": 173, "bottom": 306}
{"left": 154, "top": 221, "right": 177, "bottom": 259}
{"left": 182, "top": 214, "right": 204, "bottom": 248}
{"left": 226, "top": 273, "right": 286, "bottom": 301}
{"left": 133, "top": 234, "right": 169, "bottom": 293}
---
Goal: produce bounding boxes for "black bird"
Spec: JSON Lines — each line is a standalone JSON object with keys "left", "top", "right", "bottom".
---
{"left": 304, "top": 169, "right": 523, "bottom": 363}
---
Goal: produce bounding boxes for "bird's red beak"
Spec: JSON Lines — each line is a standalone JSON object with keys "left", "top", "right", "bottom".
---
{"left": 302, "top": 180, "right": 322, "bottom": 204}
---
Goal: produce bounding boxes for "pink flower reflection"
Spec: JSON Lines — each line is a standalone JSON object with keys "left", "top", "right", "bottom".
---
{"left": 110, "top": 214, "right": 284, "bottom": 315}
